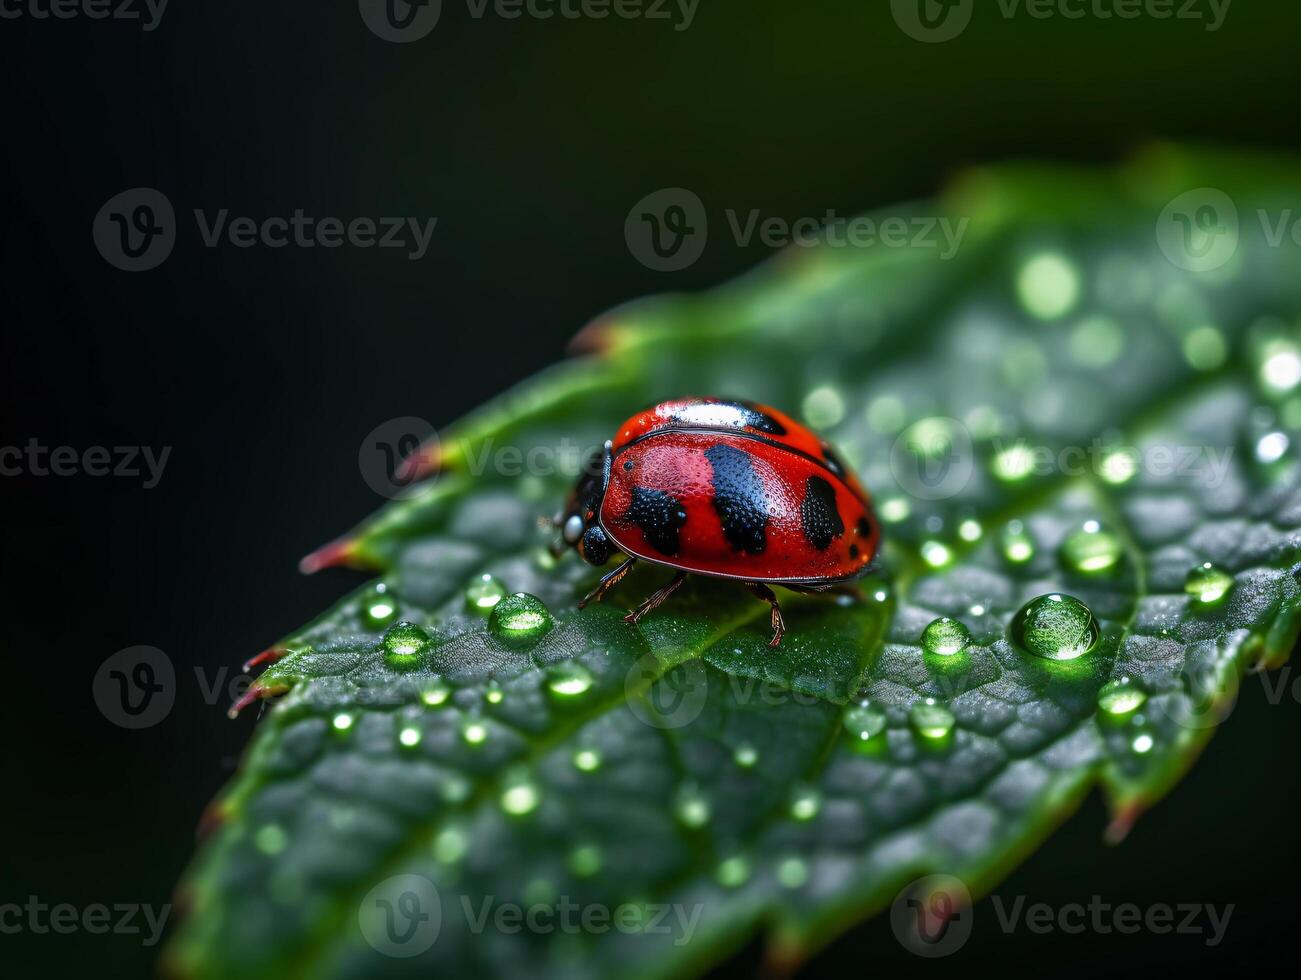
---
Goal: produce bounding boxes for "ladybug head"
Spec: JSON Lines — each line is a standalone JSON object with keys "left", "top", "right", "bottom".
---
{"left": 551, "top": 441, "right": 615, "bottom": 566}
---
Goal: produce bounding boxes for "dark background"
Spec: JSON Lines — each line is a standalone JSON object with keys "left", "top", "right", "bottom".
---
{"left": 2, "top": 1, "right": 1299, "bottom": 975}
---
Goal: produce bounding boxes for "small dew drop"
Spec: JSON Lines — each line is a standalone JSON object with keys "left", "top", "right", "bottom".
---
{"left": 992, "top": 444, "right": 1036, "bottom": 483}
{"left": 842, "top": 701, "right": 887, "bottom": 744}
{"left": 461, "top": 719, "right": 488, "bottom": 745}
{"left": 1001, "top": 521, "right": 1035, "bottom": 564}
{"left": 547, "top": 661, "right": 594, "bottom": 698}
{"left": 1185, "top": 562, "right": 1233, "bottom": 605}
{"left": 1259, "top": 340, "right": 1301, "bottom": 394}
{"left": 398, "top": 725, "right": 422, "bottom": 748}
{"left": 1097, "top": 448, "right": 1139, "bottom": 485}
{"left": 674, "top": 784, "right": 711, "bottom": 828}
{"left": 1060, "top": 523, "right": 1123, "bottom": 574}
{"left": 1097, "top": 678, "right": 1147, "bottom": 716}
{"left": 789, "top": 785, "right": 821, "bottom": 821}
{"left": 733, "top": 742, "right": 759, "bottom": 768}
{"left": 1132, "top": 733, "right": 1155, "bottom": 754}
{"left": 484, "top": 680, "right": 504, "bottom": 704}
{"left": 420, "top": 678, "right": 451, "bottom": 707}
{"left": 1255, "top": 431, "right": 1290, "bottom": 465}
{"left": 381, "top": 621, "right": 431, "bottom": 671}
{"left": 958, "top": 518, "right": 983, "bottom": 542}
{"left": 500, "top": 781, "right": 540, "bottom": 816}
{"left": 1018, "top": 252, "right": 1080, "bottom": 320}
{"left": 332, "top": 712, "right": 354, "bottom": 732}
{"left": 255, "top": 823, "right": 288, "bottom": 856}
{"left": 1183, "top": 325, "right": 1227, "bottom": 371}
{"left": 776, "top": 856, "right": 809, "bottom": 889}
{"left": 465, "top": 573, "right": 507, "bottom": 613}
{"left": 909, "top": 699, "right": 955, "bottom": 740}
{"left": 363, "top": 591, "right": 398, "bottom": 629}
{"left": 1010, "top": 593, "right": 1100, "bottom": 661}
{"left": 803, "top": 385, "right": 846, "bottom": 429}
{"left": 717, "top": 855, "right": 751, "bottom": 888}
{"left": 880, "top": 497, "right": 911, "bottom": 523}
{"left": 920, "top": 540, "right": 952, "bottom": 568}
{"left": 568, "top": 844, "right": 602, "bottom": 877}
{"left": 433, "top": 827, "right": 467, "bottom": 863}
{"left": 573, "top": 748, "right": 602, "bottom": 772}
{"left": 922, "top": 617, "right": 971, "bottom": 657}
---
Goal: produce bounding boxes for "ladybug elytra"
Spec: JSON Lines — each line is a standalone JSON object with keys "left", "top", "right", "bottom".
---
{"left": 553, "top": 397, "right": 880, "bottom": 646}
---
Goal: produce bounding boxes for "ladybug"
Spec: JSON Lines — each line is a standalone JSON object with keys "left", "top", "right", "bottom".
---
{"left": 553, "top": 397, "right": 880, "bottom": 646}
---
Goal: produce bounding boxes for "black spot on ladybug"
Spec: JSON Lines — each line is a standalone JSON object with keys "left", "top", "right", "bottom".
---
{"left": 856, "top": 517, "right": 871, "bottom": 537}
{"left": 667, "top": 399, "right": 787, "bottom": 436}
{"left": 626, "top": 486, "right": 688, "bottom": 556}
{"left": 849, "top": 543, "right": 860, "bottom": 559}
{"left": 800, "top": 476, "right": 844, "bottom": 550}
{"left": 704, "top": 443, "right": 768, "bottom": 554}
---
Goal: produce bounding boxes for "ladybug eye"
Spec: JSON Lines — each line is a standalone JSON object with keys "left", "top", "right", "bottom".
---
{"left": 562, "top": 514, "right": 585, "bottom": 544}
{"left": 623, "top": 460, "right": 634, "bottom": 471}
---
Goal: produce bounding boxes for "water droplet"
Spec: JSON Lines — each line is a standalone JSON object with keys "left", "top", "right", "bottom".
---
{"left": 441, "top": 774, "right": 471, "bottom": 804}
{"left": 920, "top": 540, "right": 952, "bottom": 568}
{"left": 1097, "top": 678, "right": 1147, "bottom": 716}
{"left": 363, "top": 590, "right": 398, "bottom": 629}
{"left": 1259, "top": 339, "right": 1301, "bottom": 393}
{"left": 1132, "top": 733, "right": 1155, "bottom": 754}
{"left": 717, "top": 855, "right": 750, "bottom": 888}
{"left": 842, "top": 701, "right": 887, "bottom": 744}
{"left": 573, "top": 748, "right": 602, "bottom": 772}
{"left": 568, "top": 844, "right": 602, "bottom": 877}
{"left": 381, "top": 621, "right": 431, "bottom": 671}
{"left": 1010, "top": 593, "right": 1100, "bottom": 661}
{"left": 733, "top": 742, "right": 759, "bottom": 768}
{"left": 420, "top": 677, "right": 451, "bottom": 707}
{"left": 501, "top": 780, "right": 539, "bottom": 816}
{"left": 992, "top": 444, "right": 1036, "bottom": 482}
{"left": 484, "top": 680, "right": 504, "bottom": 704}
{"left": 1018, "top": 252, "right": 1079, "bottom": 320}
{"left": 489, "top": 593, "right": 555, "bottom": 645}
{"left": 461, "top": 719, "right": 488, "bottom": 745}
{"left": 255, "top": 823, "right": 288, "bottom": 855}
{"left": 879, "top": 496, "right": 911, "bottom": 523}
{"left": 1070, "top": 315, "right": 1125, "bottom": 367}
{"left": 922, "top": 617, "right": 971, "bottom": 657}
{"left": 332, "top": 712, "right": 354, "bottom": 732}
{"left": 1060, "top": 523, "right": 1123, "bottom": 574}
{"left": 790, "top": 785, "right": 821, "bottom": 821}
{"left": 1183, "top": 325, "right": 1227, "bottom": 371}
{"left": 674, "top": 784, "right": 711, "bottom": 828}
{"left": 909, "top": 699, "right": 955, "bottom": 740}
{"left": 1185, "top": 562, "right": 1233, "bottom": 604}
{"left": 958, "top": 518, "right": 983, "bottom": 542}
{"left": 1255, "top": 431, "right": 1290, "bottom": 465}
{"left": 398, "top": 725, "right": 422, "bottom": 748}
{"left": 465, "top": 573, "right": 507, "bottom": 613}
{"left": 803, "top": 385, "right": 845, "bottom": 429}
{"left": 1001, "top": 521, "right": 1035, "bottom": 564}
{"left": 546, "top": 661, "right": 594, "bottom": 698}
{"left": 1097, "top": 448, "right": 1138, "bottom": 485}
{"left": 433, "top": 827, "right": 467, "bottom": 863}
{"left": 776, "top": 856, "right": 809, "bottom": 889}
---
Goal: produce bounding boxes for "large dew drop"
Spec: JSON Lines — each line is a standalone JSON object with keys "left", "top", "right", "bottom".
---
{"left": 1185, "top": 562, "right": 1233, "bottom": 604}
{"left": 381, "top": 621, "right": 431, "bottom": 671}
{"left": 1060, "top": 521, "right": 1123, "bottom": 574}
{"left": 842, "top": 701, "right": 887, "bottom": 745}
{"left": 909, "top": 699, "right": 955, "bottom": 740}
{"left": 363, "top": 586, "right": 399, "bottom": 629}
{"left": 922, "top": 617, "right": 971, "bottom": 657}
{"left": 489, "top": 593, "right": 555, "bottom": 645}
{"left": 1010, "top": 593, "right": 1100, "bottom": 661}
{"left": 546, "top": 661, "right": 594, "bottom": 698}
{"left": 1097, "top": 677, "right": 1147, "bottom": 716}
{"left": 465, "top": 573, "right": 507, "bottom": 613}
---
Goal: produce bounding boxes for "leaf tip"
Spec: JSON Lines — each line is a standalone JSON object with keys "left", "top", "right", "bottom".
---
{"left": 242, "top": 646, "right": 286, "bottom": 673}
{"left": 227, "top": 681, "right": 287, "bottom": 719}
{"left": 298, "top": 536, "right": 363, "bottom": 575}
{"left": 1104, "top": 801, "right": 1144, "bottom": 845}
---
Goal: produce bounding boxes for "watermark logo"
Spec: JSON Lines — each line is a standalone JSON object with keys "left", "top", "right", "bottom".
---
{"left": 1151, "top": 645, "right": 1237, "bottom": 731}
{"left": 360, "top": 875, "right": 442, "bottom": 957}
{"left": 625, "top": 188, "right": 708, "bottom": 272}
{"left": 891, "top": 0, "right": 973, "bottom": 42}
{"left": 0, "top": 897, "right": 170, "bottom": 946}
{"left": 890, "top": 417, "right": 975, "bottom": 501}
{"left": 93, "top": 646, "right": 175, "bottom": 729}
{"left": 359, "top": 416, "right": 441, "bottom": 499}
{"left": 890, "top": 874, "right": 973, "bottom": 957}
{"left": 1156, "top": 188, "right": 1240, "bottom": 273}
{"left": 0, "top": 0, "right": 169, "bottom": 31}
{"left": 93, "top": 188, "right": 176, "bottom": 272}
{"left": 359, "top": 0, "right": 443, "bottom": 42}
{"left": 0, "top": 440, "right": 171, "bottom": 488}
{"left": 624, "top": 654, "right": 708, "bottom": 729}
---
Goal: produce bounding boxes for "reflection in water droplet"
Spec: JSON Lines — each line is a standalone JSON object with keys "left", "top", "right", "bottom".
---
{"left": 573, "top": 748, "right": 602, "bottom": 772}
{"left": 1001, "top": 521, "right": 1035, "bottom": 564}
{"left": 465, "top": 573, "right": 507, "bottom": 612}
{"left": 922, "top": 617, "right": 971, "bottom": 657}
{"left": 674, "top": 784, "right": 711, "bottom": 828}
{"left": 1097, "top": 678, "right": 1147, "bottom": 716}
{"left": 489, "top": 593, "right": 555, "bottom": 644}
{"left": 382, "top": 621, "right": 431, "bottom": 670}
{"left": 790, "top": 785, "right": 821, "bottom": 821}
{"left": 1010, "top": 593, "right": 1100, "bottom": 661}
{"left": 734, "top": 742, "right": 759, "bottom": 768}
{"left": 910, "top": 699, "right": 955, "bottom": 740}
{"left": 547, "top": 661, "right": 594, "bottom": 698}
{"left": 842, "top": 701, "right": 887, "bottom": 745}
{"left": 1060, "top": 523, "right": 1123, "bottom": 574}
{"left": 1185, "top": 562, "right": 1233, "bottom": 604}
{"left": 1018, "top": 252, "right": 1080, "bottom": 320}
{"left": 717, "top": 855, "right": 750, "bottom": 888}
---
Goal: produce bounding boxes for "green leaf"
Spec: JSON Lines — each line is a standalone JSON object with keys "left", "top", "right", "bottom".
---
{"left": 170, "top": 147, "right": 1301, "bottom": 979}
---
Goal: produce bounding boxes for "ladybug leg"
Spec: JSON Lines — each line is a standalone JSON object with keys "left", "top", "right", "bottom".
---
{"left": 579, "top": 556, "right": 637, "bottom": 608}
{"left": 745, "top": 583, "right": 786, "bottom": 647}
{"left": 624, "top": 571, "right": 688, "bottom": 625}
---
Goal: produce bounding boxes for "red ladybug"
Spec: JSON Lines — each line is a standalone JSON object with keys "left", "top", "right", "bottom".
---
{"left": 554, "top": 397, "right": 880, "bottom": 646}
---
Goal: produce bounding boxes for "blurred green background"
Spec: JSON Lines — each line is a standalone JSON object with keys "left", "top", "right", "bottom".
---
{"left": 2, "top": 0, "right": 1300, "bottom": 975}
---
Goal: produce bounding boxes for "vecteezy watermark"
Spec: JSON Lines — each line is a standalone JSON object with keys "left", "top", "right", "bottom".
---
{"left": 359, "top": 417, "right": 442, "bottom": 499}
{"left": 990, "top": 895, "right": 1234, "bottom": 946}
{"left": 0, "top": 897, "right": 170, "bottom": 946}
{"left": 625, "top": 188, "right": 969, "bottom": 272}
{"left": 890, "top": 875, "right": 974, "bottom": 957}
{"left": 0, "top": 439, "right": 171, "bottom": 488}
{"left": 891, "top": 0, "right": 1231, "bottom": 42}
{"left": 93, "top": 646, "right": 265, "bottom": 728}
{"left": 359, "top": 0, "right": 699, "bottom": 42}
{"left": 1157, "top": 188, "right": 1301, "bottom": 273}
{"left": 0, "top": 0, "right": 169, "bottom": 31}
{"left": 358, "top": 875, "right": 704, "bottom": 957}
{"left": 93, "top": 188, "right": 438, "bottom": 271}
